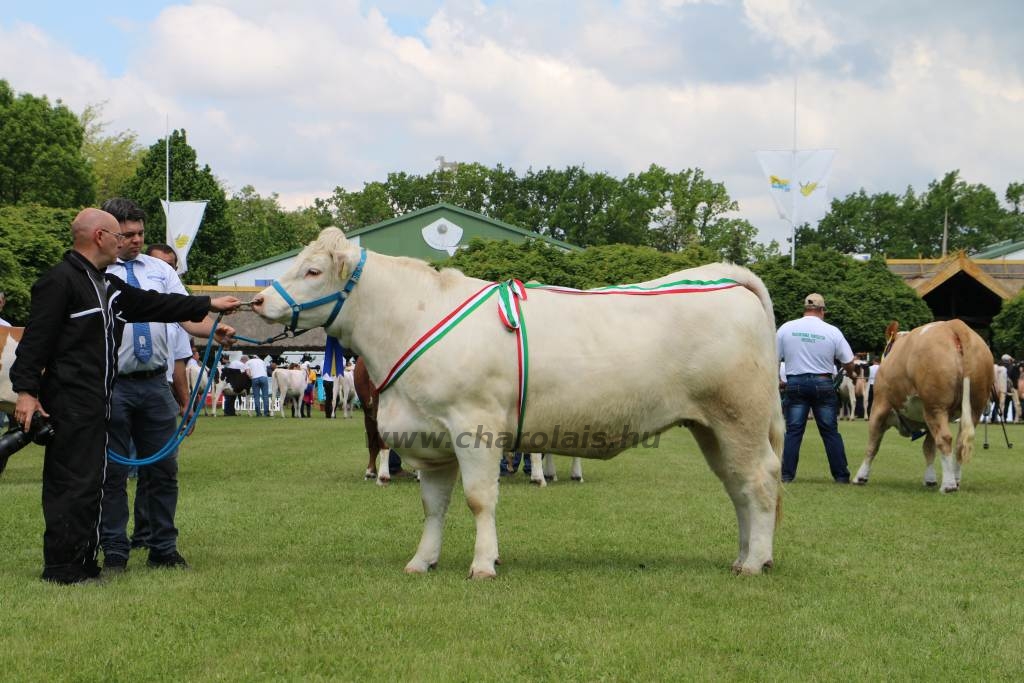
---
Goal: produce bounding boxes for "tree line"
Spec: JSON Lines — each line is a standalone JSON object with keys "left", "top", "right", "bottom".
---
{"left": 3, "top": 78, "right": 1024, "bottom": 354}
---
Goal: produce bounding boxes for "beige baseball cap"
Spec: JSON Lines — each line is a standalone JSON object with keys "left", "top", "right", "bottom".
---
{"left": 804, "top": 293, "right": 826, "bottom": 309}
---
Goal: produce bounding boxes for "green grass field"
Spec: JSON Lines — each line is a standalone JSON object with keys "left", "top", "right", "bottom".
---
{"left": 1, "top": 414, "right": 1022, "bottom": 681}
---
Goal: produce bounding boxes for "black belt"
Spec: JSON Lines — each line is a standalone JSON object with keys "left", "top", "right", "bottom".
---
{"left": 119, "top": 366, "right": 167, "bottom": 380}
{"left": 788, "top": 373, "right": 832, "bottom": 379}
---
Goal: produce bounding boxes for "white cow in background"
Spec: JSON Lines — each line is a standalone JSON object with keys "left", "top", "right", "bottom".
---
{"left": 506, "top": 453, "right": 584, "bottom": 487}
{"left": 186, "top": 362, "right": 227, "bottom": 416}
{"left": 837, "top": 376, "right": 856, "bottom": 420}
{"left": 272, "top": 367, "right": 307, "bottom": 417}
{"left": 253, "top": 227, "right": 783, "bottom": 578}
{"left": 333, "top": 360, "right": 357, "bottom": 418}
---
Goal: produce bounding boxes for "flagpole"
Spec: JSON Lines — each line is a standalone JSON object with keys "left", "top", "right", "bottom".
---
{"left": 165, "top": 117, "right": 171, "bottom": 231}
{"left": 790, "top": 74, "right": 798, "bottom": 267}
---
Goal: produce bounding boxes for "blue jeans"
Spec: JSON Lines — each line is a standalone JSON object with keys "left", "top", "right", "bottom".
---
{"left": 101, "top": 376, "right": 181, "bottom": 558}
{"left": 252, "top": 376, "right": 270, "bottom": 416}
{"left": 782, "top": 375, "right": 850, "bottom": 482}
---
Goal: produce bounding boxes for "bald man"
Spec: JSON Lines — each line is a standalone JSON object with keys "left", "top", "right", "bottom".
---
{"left": 9, "top": 208, "right": 241, "bottom": 585}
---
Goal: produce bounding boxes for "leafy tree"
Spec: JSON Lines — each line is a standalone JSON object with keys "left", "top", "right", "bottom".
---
{"left": 1005, "top": 182, "right": 1024, "bottom": 214}
{"left": 319, "top": 162, "right": 769, "bottom": 261}
{"left": 441, "top": 238, "right": 579, "bottom": 287}
{"left": 0, "top": 204, "right": 78, "bottom": 323}
{"left": 752, "top": 245, "right": 932, "bottom": 353}
{"left": 800, "top": 171, "right": 1018, "bottom": 258}
{"left": 79, "top": 102, "right": 144, "bottom": 202}
{"left": 119, "top": 130, "right": 231, "bottom": 283}
{"left": 991, "top": 294, "right": 1024, "bottom": 358}
{"left": 0, "top": 80, "right": 94, "bottom": 208}
{"left": 439, "top": 239, "right": 718, "bottom": 290}
{"left": 227, "top": 185, "right": 321, "bottom": 265}
{"left": 917, "top": 171, "right": 1005, "bottom": 254}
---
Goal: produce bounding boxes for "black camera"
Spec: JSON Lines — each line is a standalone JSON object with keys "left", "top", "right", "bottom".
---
{"left": 0, "top": 411, "right": 54, "bottom": 475}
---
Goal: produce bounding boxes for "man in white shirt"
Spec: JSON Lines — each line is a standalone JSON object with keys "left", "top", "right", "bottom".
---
{"left": 776, "top": 293, "right": 856, "bottom": 484}
{"left": 99, "top": 199, "right": 235, "bottom": 573}
{"left": 244, "top": 354, "right": 271, "bottom": 417}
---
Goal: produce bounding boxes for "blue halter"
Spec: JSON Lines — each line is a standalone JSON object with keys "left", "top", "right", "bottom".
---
{"left": 271, "top": 248, "right": 367, "bottom": 333}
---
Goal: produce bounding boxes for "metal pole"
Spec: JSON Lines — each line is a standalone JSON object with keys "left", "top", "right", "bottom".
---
{"left": 165, "top": 116, "right": 171, "bottom": 230}
{"left": 790, "top": 74, "right": 798, "bottom": 268}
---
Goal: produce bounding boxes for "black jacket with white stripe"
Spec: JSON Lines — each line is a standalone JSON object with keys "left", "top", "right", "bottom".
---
{"left": 10, "top": 250, "right": 211, "bottom": 409}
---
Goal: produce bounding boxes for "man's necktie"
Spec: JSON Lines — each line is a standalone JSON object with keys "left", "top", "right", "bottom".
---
{"left": 123, "top": 260, "right": 153, "bottom": 363}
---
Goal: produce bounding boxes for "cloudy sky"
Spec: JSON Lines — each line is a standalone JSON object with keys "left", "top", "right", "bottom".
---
{"left": 2, "top": 0, "right": 1022, "bottom": 247}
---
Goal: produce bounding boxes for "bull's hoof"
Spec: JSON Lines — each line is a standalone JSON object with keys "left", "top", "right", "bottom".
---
{"left": 467, "top": 566, "right": 497, "bottom": 580}
{"left": 529, "top": 478, "right": 545, "bottom": 487}
{"left": 404, "top": 559, "right": 437, "bottom": 574}
{"left": 376, "top": 476, "right": 391, "bottom": 487}
{"left": 571, "top": 476, "right": 584, "bottom": 482}
{"left": 941, "top": 484, "right": 959, "bottom": 493}
{"left": 364, "top": 470, "right": 376, "bottom": 480}
{"left": 852, "top": 478, "right": 868, "bottom": 485}
{"left": 924, "top": 480, "right": 938, "bottom": 488}
{"left": 732, "top": 559, "right": 772, "bottom": 575}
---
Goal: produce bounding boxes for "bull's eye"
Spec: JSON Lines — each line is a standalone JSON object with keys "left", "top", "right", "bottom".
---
{"left": 305, "top": 268, "right": 321, "bottom": 278}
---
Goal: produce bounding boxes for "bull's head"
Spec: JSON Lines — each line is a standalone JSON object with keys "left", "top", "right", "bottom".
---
{"left": 252, "top": 227, "right": 364, "bottom": 335}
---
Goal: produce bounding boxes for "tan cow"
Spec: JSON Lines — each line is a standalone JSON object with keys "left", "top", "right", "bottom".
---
{"left": 853, "top": 320, "right": 993, "bottom": 492}
{"left": 0, "top": 326, "right": 23, "bottom": 413}
{"left": 252, "top": 227, "right": 783, "bottom": 577}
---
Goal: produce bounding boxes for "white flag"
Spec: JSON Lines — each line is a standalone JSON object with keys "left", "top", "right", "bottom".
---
{"left": 756, "top": 149, "right": 835, "bottom": 226}
{"left": 160, "top": 200, "right": 208, "bottom": 275}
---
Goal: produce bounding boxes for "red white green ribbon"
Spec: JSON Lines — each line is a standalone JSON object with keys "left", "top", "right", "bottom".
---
{"left": 376, "top": 276, "right": 740, "bottom": 449}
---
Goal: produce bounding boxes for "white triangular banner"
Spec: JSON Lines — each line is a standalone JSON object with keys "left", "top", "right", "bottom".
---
{"left": 161, "top": 200, "right": 208, "bottom": 274}
{"left": 756, "top": 149, "right": 835, "bottom": 226}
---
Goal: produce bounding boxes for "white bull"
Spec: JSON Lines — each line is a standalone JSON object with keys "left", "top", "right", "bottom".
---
{"left": 333, "top": 364, "right": 356, "bottom": 418}
{"left": 253, "top": 228, "right": 783, "bottom": 578}
{"left": 272, "top": 368, "right": 307, "bottom": 417}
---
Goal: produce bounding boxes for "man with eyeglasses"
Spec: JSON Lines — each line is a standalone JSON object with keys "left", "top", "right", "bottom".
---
{"left": 98, "top": 197, "right": 236, "bottom": 575}
{"left": 9, "top": 208, "right": 241, "bottom": 585}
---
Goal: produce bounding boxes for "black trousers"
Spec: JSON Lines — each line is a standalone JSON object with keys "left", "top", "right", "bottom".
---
{"left": 40, "top": 394, "right": 106, "bottom": 583}
{"left": 323, "top": 380, "right": 334, "bottom": 418}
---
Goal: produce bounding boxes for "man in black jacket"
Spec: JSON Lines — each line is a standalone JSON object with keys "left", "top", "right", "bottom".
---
{"left": 9, "top": 208, "right": 240, "bottom": 585}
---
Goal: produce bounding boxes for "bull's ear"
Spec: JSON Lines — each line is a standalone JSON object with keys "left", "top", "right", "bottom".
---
{"left": 333, "top": 244, "right": 360, "bottom": 281}
{"left": 885, "top": 320, "right": 899, "bottom": 339}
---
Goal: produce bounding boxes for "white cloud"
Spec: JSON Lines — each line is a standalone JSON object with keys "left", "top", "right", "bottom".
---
{"left": 2, "top": 1, "right": 1023, "bottom": 248}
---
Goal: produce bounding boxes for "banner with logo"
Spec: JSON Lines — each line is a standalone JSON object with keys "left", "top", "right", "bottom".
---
{"left": 160, "top": 200, "right": 208, "bottom": 275}
{"left": 756, "top": 149, "right": 835, "bottom": 226}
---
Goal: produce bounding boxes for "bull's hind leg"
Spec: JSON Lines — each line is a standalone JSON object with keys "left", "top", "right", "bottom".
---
{"left": 528, "top": 453, "right": 546, "bottom": 487}
{"left": 689, "top": 422, "right": 779, "bottom": 575}
{"left": 924, "top": 411, "right": 958, "bottom": 492}
{"left": 405, "top": 460, "right": 459, "bottom": 574}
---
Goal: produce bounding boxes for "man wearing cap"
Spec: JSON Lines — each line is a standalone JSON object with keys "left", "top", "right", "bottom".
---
{"left": 776, "top": 293, "right": 856, "bottom": 483}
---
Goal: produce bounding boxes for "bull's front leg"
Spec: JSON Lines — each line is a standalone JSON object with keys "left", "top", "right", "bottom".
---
{"left": 456, "top": 447, "right": 503, "bottom": 579}
{"left": 405, "top": 460, "right": 459, "bottom": 574}
{"left": 853, "top": 401, "right": 893, "bottom": 485}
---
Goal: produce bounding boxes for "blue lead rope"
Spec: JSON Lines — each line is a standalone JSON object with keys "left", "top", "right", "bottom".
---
{"left": 106, "top": 314, "right": 227, "bottom": 466}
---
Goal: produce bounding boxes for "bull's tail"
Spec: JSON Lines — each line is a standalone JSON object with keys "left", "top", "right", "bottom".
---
{"left": 727, "top": 267, "right": 785, "bottom": 525}
{"left": 730, "top": 268, "right": 785, "bottom": 459}
{"left": 959, "top": 375, "right": 975, "bottom": 465}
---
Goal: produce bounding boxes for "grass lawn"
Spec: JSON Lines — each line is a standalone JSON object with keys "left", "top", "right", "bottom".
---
{"left": 1, "top": 413, "right": 1022, "bottom": 681}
